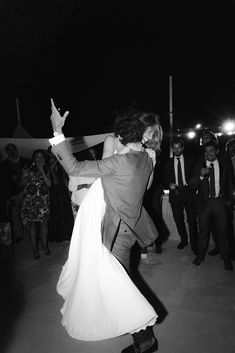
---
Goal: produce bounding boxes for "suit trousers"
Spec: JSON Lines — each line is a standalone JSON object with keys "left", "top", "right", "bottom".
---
{"left": 231, "top": 209, "right": 235, "bottom": 257}
{"left": 111, "top": 220, "right": 136, "bottom": 272}
{"left": 225, "top": 208, "right": 235, "bottom": 258}
{"left": 111, "top": 222, "right": 156, "bottom": 341}
{"left": 198, "top": 197, "right": 230, "bottom": 260}
{"left": 170, "top": 187, "right": 198, "bottom": 251}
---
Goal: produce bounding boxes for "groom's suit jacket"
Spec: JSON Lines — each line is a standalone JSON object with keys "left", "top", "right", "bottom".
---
{"left": 52, "top": 141, "right": 158, "bottom": 250}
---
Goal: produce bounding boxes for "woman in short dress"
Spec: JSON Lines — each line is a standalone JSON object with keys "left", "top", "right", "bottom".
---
{"left": 21, "top": 149, "right": 51, "bottom": 259}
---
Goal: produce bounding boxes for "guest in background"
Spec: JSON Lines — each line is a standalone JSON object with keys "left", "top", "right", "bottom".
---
{"left": 163, "top": 138, "right": 198, "bottom": 254}
{"left": 21, "top": 149, "right": 51, "bottom": 259}
{"left": 47, "top": 147, "right": 74, "bottom": 242}
{"left": 225, "top": 138, "right": 235, "bottom": 260}
{"left": 0, "top": 143, "right": 29, "bottom": 244}
{"left": 0, "top": 161, "right": 13, "bottom": 264}
{"left": 226, "top": 138, "right": 235, "bottom": 172}
{"left": 0, "top": 221, "right": 12, "bottom": 264}
{"left": 196, "top": 130, "right": 231, "bottom": 256}
{"left": 197, "top": 129, "right": 230, "bottom": 164}
{"left": 191, "top": 141, "right": 233, "bottom": 271}
{"left": 87, "top": 147, "right": 97, "bottom": 160}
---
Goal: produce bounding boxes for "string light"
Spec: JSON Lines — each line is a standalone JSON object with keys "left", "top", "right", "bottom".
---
{"left": 187, "top": 131, "right": 196, "bottom": 139}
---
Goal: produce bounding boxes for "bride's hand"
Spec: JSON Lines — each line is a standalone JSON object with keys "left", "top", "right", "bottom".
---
{"left": 145, "top": 148, "right": 156, "bottom": 165}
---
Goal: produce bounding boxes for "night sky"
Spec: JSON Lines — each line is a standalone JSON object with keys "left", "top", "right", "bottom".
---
{"left": 1, "top": 1, "right": 235, "bottom": 140}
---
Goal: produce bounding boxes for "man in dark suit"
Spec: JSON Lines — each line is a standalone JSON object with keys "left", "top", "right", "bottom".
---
{"left": 49, "top": 99, "right": 158, "bottom": 353}
{"left": 196, "top": 129, "right": 231, "bottom": 256}
{"left": 191, "top": 140, "right": 234, "bottom": 271}
{"left": 163, "top": 138, "right": 198, "bottom": 254}
{"left": 225, "top": 138, "right": 235, "bottom": 260}
{"left": 196, "top": 130, "right": 230, "bottom": 165}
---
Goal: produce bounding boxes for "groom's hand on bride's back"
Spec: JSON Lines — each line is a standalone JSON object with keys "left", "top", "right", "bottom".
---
{"left": 50, "top": 98, "right": 69, "bottom": 134}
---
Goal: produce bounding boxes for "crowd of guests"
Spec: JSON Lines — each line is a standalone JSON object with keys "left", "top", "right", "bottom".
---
{"left": 144, "top": 129, "right": 235, "bottom": 271}
{"left": 0, "top": 142, "right": 101, "bottom": 263}
{"left": 1, "top": 128, "right": 235, "bottom": 272}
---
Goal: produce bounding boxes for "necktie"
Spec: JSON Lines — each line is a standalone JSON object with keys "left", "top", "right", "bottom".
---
{"left": 209, "top": 162, "right": 215, "bottom": 198}
{"left": 177, "top": 157, "right": 184, "bottom": 188}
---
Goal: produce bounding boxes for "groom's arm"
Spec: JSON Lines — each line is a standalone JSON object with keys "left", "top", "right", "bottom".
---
{"left": 49, "top": 98, "right": 119, "bottom": 177}
{"left": 51, "top": 139, "right": 120, "bottom": 177}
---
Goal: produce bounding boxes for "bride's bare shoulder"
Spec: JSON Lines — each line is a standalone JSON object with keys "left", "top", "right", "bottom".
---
{"left": 102, "top": 135, "right": 116, "bottom": 158}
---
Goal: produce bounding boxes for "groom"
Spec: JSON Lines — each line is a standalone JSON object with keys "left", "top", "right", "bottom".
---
{"left": 49, "top": 99, "right": 159, "bottom": 353}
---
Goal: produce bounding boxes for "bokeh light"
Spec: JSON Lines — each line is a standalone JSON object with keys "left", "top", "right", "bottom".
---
{"left": 187, "top": 131, "right": 196, "bottom": 139}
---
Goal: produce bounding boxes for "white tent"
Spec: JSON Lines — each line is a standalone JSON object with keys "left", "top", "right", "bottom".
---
{"left": 0, "top": 98, "right": 112, "bottom": 159}
{"left": 0, "top": 133, "right": 112, "bottom": 160}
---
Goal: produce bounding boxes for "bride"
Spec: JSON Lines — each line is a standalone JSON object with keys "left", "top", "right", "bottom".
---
{"left": 57, "top": 176, "right": 158, "bottom": 341}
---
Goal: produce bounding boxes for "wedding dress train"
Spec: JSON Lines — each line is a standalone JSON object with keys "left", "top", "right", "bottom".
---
{"left": 57, "top": 178, "right": 158, "bottom": 341}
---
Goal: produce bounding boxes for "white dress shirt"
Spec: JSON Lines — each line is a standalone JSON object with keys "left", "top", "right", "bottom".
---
{"left": 49, "top": 133, "right": 65, "bottom": 146}
{"left": 174, "top": 155, "right": 186, "bottom": 186}
{"left": 206, "top": 159, "right": 220, "bottom": 197}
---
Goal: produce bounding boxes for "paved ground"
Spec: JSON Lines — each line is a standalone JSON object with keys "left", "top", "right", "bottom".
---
{"left": 1, "top": 238, "right": 235, "bottom": 353}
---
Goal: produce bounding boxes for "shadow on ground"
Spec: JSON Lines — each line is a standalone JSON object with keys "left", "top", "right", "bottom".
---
{"left": 0, "top": 258, "right": 26, "bottom": 353}
{"left": 130, "top": 242, "right": 168, "bottom": 324}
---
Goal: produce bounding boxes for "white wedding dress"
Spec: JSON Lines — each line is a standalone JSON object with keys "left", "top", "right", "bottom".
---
{"left": 57, "top": 178, "right": 158, "bottom": 341}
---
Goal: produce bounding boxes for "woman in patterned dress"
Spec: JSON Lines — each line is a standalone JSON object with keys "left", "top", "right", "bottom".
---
{"left": 21, "top": 149, "right": 51, "bottom": 259}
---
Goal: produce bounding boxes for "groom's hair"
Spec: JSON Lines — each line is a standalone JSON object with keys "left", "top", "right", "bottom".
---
{"left": 114, "top": 109, "right": 146, "bottom": 145}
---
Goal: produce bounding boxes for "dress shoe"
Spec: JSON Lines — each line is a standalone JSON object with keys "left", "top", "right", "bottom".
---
{"left": 192, "top": 257, "right": 203, "bottom": 266}
{"left": 121, "top": 339, "right": 158, "bottom": 353}
{"left": 224, "top": 259, "right": 233, "bottom": 271}
{"left": 208, "top": 248, "right": 220, "bottom": 256}
{"left": 177, "top": 241, "right": 188, "bottom": 250}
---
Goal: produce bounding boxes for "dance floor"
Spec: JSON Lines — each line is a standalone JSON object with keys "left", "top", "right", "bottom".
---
{"left": 1, "top": 238, "right": 235, "bottom": 353}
